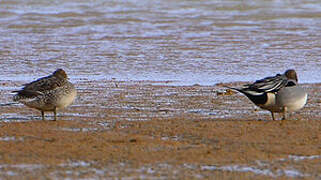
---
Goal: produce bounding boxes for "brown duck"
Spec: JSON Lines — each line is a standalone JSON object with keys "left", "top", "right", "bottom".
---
{"left": 13, "top": 69, "right": 77, "bottom": 120}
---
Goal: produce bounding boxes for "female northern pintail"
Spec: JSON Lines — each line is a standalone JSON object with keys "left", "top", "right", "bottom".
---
{"left": 226, "top": 69, "right": 307, "bottom": 120}
{"left": 13, "top": 69, "right": 77, "bottom": 121}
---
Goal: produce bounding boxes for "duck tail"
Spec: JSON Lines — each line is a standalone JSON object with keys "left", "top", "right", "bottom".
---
{"left": 12, "top": 90, "right": 43, "bottom": 101}
{"left": 0, "top": 102, "right": 19, "bottom": 106}
{"left": 223, "top": 85, "right": 263, "bottom": 96}
{"left": 223, "top": 86, "right": 243, "bottom": 93}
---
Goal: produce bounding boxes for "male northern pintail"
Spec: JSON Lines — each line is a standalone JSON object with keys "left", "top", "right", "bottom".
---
{"left": 13, "top": 69, "right": 77, "bottom": 121}
{"left": 226, "top": 69, "right": 307, "bottom": 120}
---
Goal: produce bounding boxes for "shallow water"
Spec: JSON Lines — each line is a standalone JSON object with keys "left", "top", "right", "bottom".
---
{"left": 0, "top": 2, "right": 320, "bottom": 177}
{"left": 0, "top": 155, "right": 320, "bottom": 179}
{"left": 0, "top": 0, "right": 321, "bottom": 85}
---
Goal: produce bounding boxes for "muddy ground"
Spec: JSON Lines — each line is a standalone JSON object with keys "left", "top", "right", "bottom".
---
{"left": 0, "top": 80, "right": 320, "bottom": 179}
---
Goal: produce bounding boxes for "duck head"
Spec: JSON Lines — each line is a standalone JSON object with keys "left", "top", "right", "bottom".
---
{"left": 53, "top": 69, "right": 68, "bottom": 79}
{"left": 284, "top": 69, "right": 298, "bottom": 82}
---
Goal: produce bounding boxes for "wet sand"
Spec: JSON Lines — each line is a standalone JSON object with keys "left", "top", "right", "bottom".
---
{"left": 1, "top": 0, "right": 321, "bottom": 179}
{"left": 0, "top": 80, "right": 320, "bottom": 179}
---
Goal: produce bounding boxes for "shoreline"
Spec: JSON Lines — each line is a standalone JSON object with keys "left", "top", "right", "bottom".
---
{"left": 0, "top": 81, "right": 320, "bottom": 179}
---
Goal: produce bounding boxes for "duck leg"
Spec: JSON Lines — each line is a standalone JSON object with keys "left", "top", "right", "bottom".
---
{"left": 53, "top": 107, "right": 57, "bottom": 121}
{"left": 282, "top": 107, "right": 288, "bottom": 120}
{"left": 41, "top": 111, "right": 45, "bottom": 120}
{"left": 270, "top": 111, "right": 275, "bottom": 121}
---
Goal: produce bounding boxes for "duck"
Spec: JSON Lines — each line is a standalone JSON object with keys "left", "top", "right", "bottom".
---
{"left": 13, "top": 69, "right": 77, "bottom": 121}
{"left": 225, "top": 69, "right": 307, "bottom": 120}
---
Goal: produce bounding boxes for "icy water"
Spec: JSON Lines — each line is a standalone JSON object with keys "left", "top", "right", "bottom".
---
{"left": 0, "top": 0, "right": 321, "bottom": 85}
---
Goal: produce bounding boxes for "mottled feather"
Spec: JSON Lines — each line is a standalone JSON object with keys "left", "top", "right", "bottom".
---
{"left": 12, "top": 69, "right": 77, "bottom": 120}
{"left": 13, "top": 69, "right": 67, "bottom": 99}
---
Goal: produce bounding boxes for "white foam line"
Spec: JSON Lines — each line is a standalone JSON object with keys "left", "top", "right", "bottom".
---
{"left": 201, "top": 165, "right": 275, "bottom": 177}
{"left": 0, "top": 164, "right": 43, "bottom": 170}
{"left": 59, "top": 127, "right": 99, "bottom": 132}
{"left": 277, "top": 169, "right": 309, "bottom": 178}
{"left": 59, "top": 161, "right": 91, "bottom": 168}
{"left": 4, "top": 171, "right": 16, "bottom": 176}
{"left": 201, "top": 164, "right": 309, "bottom": 178}
{"left": 287, "top": 155, "right": 321, "bottom": 161}
{"left": 0, "top": 136, "right": 24, "bottom": 141}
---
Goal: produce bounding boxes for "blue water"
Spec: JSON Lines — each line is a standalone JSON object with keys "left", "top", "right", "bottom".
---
{"left": 0, "top": 0, "right": 320, "bottom": 85}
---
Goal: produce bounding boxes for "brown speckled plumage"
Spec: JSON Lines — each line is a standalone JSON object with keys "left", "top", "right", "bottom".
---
{"left": 13, "top": 69, "right": 77, "bottom": 120}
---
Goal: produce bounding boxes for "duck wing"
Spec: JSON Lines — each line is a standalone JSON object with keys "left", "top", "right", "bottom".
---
{"left": 244, "top": 74, "right": 289, "bottom": 93}
{"left": 13, "top": 74, "right": 66, "bottom": 100}
{"left": 22, "top": 74, "right": 66, "bottom": 92}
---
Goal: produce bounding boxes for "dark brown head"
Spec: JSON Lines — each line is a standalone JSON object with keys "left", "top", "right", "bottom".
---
{"left": 284, "top": 69, "right": 298, "bottom": 82}
{"left": 53, "top": 69, "right": 67, "bottom": 79}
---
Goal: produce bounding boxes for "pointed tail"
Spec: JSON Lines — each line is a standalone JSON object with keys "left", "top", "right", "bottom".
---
{"left": 223, "top": 85, "right": 263, "bottom": 96}
{"left": 12, "top": 90, "right": 43, "bottom": 101}
{"left": 0, "top": 102, "right": 19, "bottom": 106}
{"left": 223, "top": 86, "right": 243, "bottom": 93}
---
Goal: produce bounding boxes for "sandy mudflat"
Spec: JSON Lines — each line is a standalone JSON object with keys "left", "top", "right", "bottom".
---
{"left": 0, "top": 80, "right": 320, "bottom": 179}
